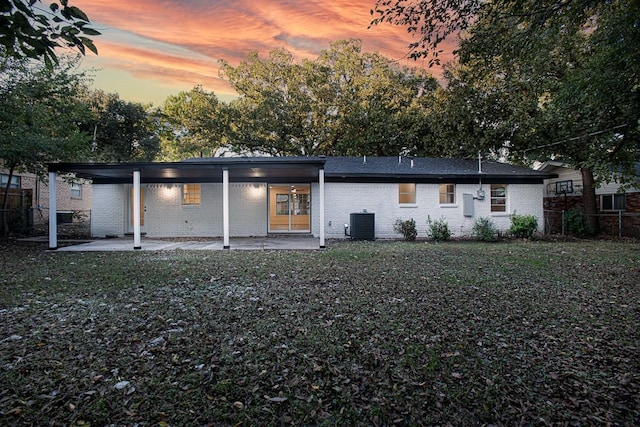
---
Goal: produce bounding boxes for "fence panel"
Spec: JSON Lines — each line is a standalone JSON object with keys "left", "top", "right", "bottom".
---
{"left": 544, "top": 210, "right": 640, "bottom": 238}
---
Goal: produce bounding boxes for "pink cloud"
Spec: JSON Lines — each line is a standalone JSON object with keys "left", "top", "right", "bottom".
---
{"left": 72, "top": 0, "right": 456, "bottom": 102}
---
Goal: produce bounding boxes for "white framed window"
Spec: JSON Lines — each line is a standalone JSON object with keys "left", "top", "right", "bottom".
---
{"left": 1, "top": 174, "right": 20, "bottom": 189}
{"left": 601, "top": 193, "right": 625, "bottom": 211}
{"left": 70, "top": 183, "right": 82, "bottom": 199}
{"left": 182, "top": 184, "right": 201, "bottom": 205}
{"left": 398, "top": 183, "right": 416, "bottom": 204}
{"left": 439, "top": 183, "right": 455, "bottom": 204}
{"left": 490, "top": 184, "right": 507, "bottom": 212}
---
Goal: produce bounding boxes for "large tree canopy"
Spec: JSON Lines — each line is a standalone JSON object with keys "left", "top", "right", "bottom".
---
{"left": 80, "top": 90, "right": 160, "bottom": 162}
{"left": 158, "top": 86, "right": 229, "bottom": 160}
{"left": 220, "top": 39, "right": 439, "bottom": 156}
{"left": 0, "top": 0, "right": 99, "bottom": 67}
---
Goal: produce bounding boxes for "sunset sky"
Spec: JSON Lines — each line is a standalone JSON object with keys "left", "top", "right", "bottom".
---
{"left": 69, "top": 0, "right": 454, "bottom": 106}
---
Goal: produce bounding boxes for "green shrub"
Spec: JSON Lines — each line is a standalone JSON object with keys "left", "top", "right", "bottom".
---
{"left": 473, "top": 217, "right": 498, "bottom": 242}
{"left": 563, "top": 209, "right": 592, "bottom": 237}
{"left": 426, "top": 216, "right": 451, "bottom": 241}
{"left": 509, "top": 214, "right": 538, "bottom": 239}
{"left": 394, "top": 218, "right": 417, "bottom": 241}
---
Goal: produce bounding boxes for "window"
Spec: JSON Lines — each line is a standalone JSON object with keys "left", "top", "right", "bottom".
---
{"left": 182, "top": 184, "right": 201, "bottom": 205}
{"left": 276, "top": 192, "right": 309, "bottom": 215}
{"left": 0, "top": 174, "right": 20, "bottom": 189}
{"left": 601, "top": 193, "right": 625, "bottom": 211}
{"left": 70, "top": 183, "right": 82, "bottom": 199}
{"left": 399, "top": 183, "right": 416, "bottom": 204}
{"left": 276, "top": 194, "right": 289, "bottom": 215}
{"left": 490, "top": 184, "right": 507, "bottom": 212}
{"left": 439, "top": 184, "right": 455, "bottom": 204}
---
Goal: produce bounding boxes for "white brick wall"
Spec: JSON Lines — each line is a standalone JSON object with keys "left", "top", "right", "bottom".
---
{"left": 93, "top": 181, "right": 545, "bottom": 239}
{"left": 92, "top": 183, "right": 268, "bottom": 238}
{"left": 91, "top": 184, "right": 124, "bottom": 237}
{"left": 316, "top": 182, "right": 545, "bottom": 239}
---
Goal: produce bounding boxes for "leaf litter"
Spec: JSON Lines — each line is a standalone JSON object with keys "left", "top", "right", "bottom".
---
{"left": 0, "top": 239, "right": 639, "bottom": 425}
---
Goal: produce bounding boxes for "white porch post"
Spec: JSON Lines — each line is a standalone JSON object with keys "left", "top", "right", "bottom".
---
{"left": 133, "top": 170, "right": 141, "bottom": 250}
{"left": 223, "top": 168, "right": 230, "bottom": 249}
{"left": 48, "top": 171, "right": 57, "bottom": 250}
{"left": 319, "top": 168, "right": 325, "bottom": 248}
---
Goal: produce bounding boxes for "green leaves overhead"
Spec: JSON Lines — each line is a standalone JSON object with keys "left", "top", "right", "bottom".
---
{"left": 0, "top": 0, "right": 100, "bottom": 66}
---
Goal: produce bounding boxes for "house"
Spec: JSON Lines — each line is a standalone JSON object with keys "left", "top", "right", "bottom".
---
{"left": 1, "top": 162, "right": 92, "bottom": 231}
{"left": 47, "top": 156, "right": 554, "bottom": 249}
{"left": 537, "top": 161, "right": 640, "bottom": 237}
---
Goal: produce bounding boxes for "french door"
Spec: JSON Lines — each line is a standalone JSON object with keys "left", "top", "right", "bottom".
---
{"left": 268, "top": 184, "right": 310, "bottom": 233}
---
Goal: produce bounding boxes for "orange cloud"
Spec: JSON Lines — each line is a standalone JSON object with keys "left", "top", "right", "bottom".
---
{"left": 72, "top": 0, "right": 456, "bottom": 104}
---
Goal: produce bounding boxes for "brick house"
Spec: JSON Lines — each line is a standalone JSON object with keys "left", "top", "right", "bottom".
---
{"left": 537, "top": 161, "right": 640, "bottom": 237}
{"left": 48, "top": 156, "right": 553, "bottom": 249}
{"left": 1, "top": 163, "right": 92, "bottom": 228}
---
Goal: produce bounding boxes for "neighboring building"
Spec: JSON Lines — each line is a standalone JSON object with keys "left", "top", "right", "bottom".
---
{"left": 1, "top": 163, "right": 92, "bottom": 227}
{"left": 48, "top": 156, "right": 554, "bottom": 248}
{"left": 537, "top": 161, "right": 640, "bottom": 237}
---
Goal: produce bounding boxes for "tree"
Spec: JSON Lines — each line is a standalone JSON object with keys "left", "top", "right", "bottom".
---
{"left": 220, "top": 39, "right": 439, "bottom": 156}
{"left": 81, "top": 90, "right": 160, "bottom": 162}
{"left": 371, "top": 0, "right": 640, "bottom": 232}
{"left": 0, "top": 54, "right": 92, "bottom": 234}
{"left": 158, "top": 86, "right": 229, "bottom": 160}
{"left": 0, "top": 0, "right": 100, "bottom": 67}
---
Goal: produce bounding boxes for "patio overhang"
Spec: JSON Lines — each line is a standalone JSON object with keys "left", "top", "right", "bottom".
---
{"left": 47, "top": 157, "right": 327, "bottom": 250}
{"left": 48, "top": 157, "right": 327, "bottom": 184}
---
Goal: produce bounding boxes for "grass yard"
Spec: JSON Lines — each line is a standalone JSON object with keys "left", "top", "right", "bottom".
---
{"left": 1, "top": 239, "right": 639, "bottom": 426}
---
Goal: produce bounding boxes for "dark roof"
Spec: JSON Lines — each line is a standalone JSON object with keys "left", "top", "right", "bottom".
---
{"left": 49, "top": 156, "right": 553, "bottom": 184}
{"left": 50, "top": 157, "right": 326, "bottom": 184}
{"left": 323, "top": 156, "right": 552, "bottom": 184}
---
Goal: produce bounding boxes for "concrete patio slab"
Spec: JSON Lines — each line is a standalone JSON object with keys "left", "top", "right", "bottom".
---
{"left": 54, "top": 236, "right": 322, "bottom": 251}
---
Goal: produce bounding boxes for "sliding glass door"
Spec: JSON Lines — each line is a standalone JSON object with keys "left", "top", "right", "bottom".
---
{"left": 268, "top": 184, "right": 310, "bottom": 232}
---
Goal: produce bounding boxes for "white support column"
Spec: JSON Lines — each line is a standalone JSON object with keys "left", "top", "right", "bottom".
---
{"left": 133, "top": 170, "right": 141, "bottom": 250}
{"left": 48, "top": 171, "right": 57, "bottom": 250}
{"left": 223, "top": 168, "right": 230, "bottom": 249}
{"left": 319, "top": 168, "right": 325, "bottom": 248}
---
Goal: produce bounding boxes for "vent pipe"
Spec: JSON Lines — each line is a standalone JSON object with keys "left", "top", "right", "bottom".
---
{"left": 363, "top": 155, "right": 366, "bottom": 164}
{"left": 398, "top": 155, "right": 402, "bottom": 164}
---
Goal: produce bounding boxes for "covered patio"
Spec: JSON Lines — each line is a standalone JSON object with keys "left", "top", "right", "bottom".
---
{"left": 48, "top": 157, "right": 327, "bottom": 250}
{"left": 54, "top": 235, "right": 322, "bottom": 251}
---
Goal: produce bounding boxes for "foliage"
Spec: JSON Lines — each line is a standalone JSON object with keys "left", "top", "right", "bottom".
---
{"left": 509, "top": 214, "right": 538, "bottom": 239}
{"left": 393, "top": 218, "right": 417, "bottom": 241}
{"left": 370, "top": 0, "right": 640, "bottom": 230}
{"left": 158, "top": 86, "right": 229, "bottom": 160}
{"left": 472, "top": 216, "right": 498, "bottom": 242}
{"left": 80, "top": 90, "right": 160, "bottom": 162}
{"left": 1, "top": 240, "right": 639, "bottom": 425}
{"left": 220, "top": 39, "right": 439, "bottom": 156}
{"left": 426, "top": 215, "right": 451, "bottom": 241}
{"left": 0, "top": 0, "right": 100, "bottom": 67}
{"left": 0, "top": 55, "right": 92, "bottom": 234}
{"left": 563, "top": 209, "right": 593, "bottom": 238}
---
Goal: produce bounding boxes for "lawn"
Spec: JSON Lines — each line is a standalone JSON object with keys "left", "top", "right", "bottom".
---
{"left": 1, "top": 239, "right": 639, "bottom": 426}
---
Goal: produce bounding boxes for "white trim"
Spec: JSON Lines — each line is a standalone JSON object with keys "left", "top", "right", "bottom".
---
{"left": 48, "top": 172, "right": 57, "bottom": 249}
{"left": 133, "top": 170, "right": 141, "bottom": 249}
{"left": 319, "top": 169, "right": 325, "bottom": 248}
{"left": 223, "top": 168, "right": 230, "bottom": 249}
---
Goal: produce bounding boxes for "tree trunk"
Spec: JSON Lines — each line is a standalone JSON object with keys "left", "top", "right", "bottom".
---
{"left": 580, "top": 167, "right": 599, "bottom": 235}
{"left": 1, "top": 165, "right": 15, "bottom": 237}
